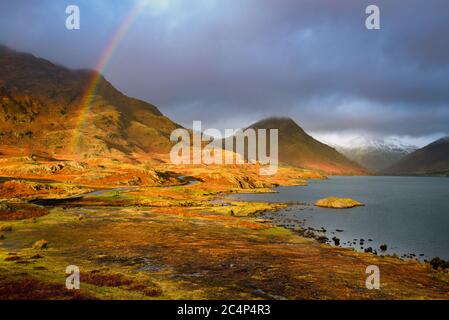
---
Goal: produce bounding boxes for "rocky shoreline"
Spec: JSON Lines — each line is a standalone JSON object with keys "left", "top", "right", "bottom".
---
{"left": 251, "top": 199, "right": 449, "bottom": 273}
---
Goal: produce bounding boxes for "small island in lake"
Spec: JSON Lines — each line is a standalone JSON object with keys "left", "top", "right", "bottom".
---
{"left": 315, "top": 197, "right": 365, "bottom": 209}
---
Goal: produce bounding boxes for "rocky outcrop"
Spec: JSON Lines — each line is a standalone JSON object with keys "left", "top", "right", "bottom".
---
{"left": 314, "top": 197, "right": 364, "bottom": 209}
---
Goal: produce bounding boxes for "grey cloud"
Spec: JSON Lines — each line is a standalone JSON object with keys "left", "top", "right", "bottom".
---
{"left": 1, "top": 0, "right": 448, "bottom": 140}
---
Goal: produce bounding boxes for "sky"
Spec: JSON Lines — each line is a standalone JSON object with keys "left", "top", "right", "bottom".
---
{"left": 1, "top": 0, "right": 448, "bottom": 147}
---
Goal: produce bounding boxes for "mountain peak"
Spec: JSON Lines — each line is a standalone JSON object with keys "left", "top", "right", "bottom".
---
{"left": 244, "top": 117, "right": 368, "bottom": 175}
{"left": 249, "top": 117, "right": 298, "bottom": 128}
{"left": 430, "top": 136, "right": 449, "bottom": 146}
{"left": 334, "top": 137, "right": 418, "bottom": 173}
{"left": 247, "top": 117, "right": 308, "bottom": 137}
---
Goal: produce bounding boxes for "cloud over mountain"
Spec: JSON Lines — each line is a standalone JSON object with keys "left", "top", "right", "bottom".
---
{"left": 1, "top": 0, "right": 448, "bottom": 142}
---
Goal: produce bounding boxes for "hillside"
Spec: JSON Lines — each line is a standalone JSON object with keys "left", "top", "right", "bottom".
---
{"left": 0, "top": 46, "right": 368, "bottom": 175}
{"left": 383, "top": 137, "right": 449, "bottom": 176}
{"left": 0, "top": 45, "right": 179, "bottom": 159}
{"left": 225, "top": 117, "right": 368, "bottom": 175}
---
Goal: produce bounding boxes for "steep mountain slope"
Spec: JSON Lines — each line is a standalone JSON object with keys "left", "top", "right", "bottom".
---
{"left": 0, "top": 46, "right": 367, "bottom": 175}
{"left": 0, "top": 45, "right": 179, "bottom": 159}
{"left": 226, "top": 117, "right": 368, "bottom": 175}
{"left": 382, "top": 137, "right": 449, "bottom": 176}
{"left": 334, "top": 137, "right": 417, "bottom": 173}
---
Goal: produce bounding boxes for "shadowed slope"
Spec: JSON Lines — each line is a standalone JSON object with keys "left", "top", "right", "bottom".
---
{"left": 383, "top": 137, "right": 449, "bottom": 176}
{"left": 0, "top": 45, "right": 179, "bottom": 159}
{"left": 244, "top": 117, "right": 368, "bottom": 175}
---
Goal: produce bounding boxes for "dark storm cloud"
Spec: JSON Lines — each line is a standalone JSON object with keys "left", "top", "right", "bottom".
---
{"left": 1, "top": 0, "right": 448, "bottom": 141}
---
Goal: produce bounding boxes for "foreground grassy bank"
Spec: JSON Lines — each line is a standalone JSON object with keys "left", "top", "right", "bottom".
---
{"left": 0, "top": 158, "right": 448, "bottom": 299}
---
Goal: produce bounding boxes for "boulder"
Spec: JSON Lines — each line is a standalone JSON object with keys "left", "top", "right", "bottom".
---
{"left": 332, "top": 236, "right": 340, "bottom": 246}
{"left": 32, "top": 239, "right": 49, "bottom": 250}
{"left": 0, "top": 225, "right": 12, "bottom": 232}
{"left": 430, "top": 257, "right": 449, "bottom": 271}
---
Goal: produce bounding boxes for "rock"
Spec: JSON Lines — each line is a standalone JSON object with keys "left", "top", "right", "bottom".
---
{"left": 364, "top": 247, "right": 373, "bottom": 253}
{"left": 332, "top": 236, "right": 340, "bottom": 246}
{"left": 49, "top": 163, "right": 65, "bottom": 173}
{"left": 380, "top": 244, "right": 387, "bottom": 251}
{"left": 316, "top": 235, "right": 328, "bottom": 243}
{"left": 78, "top": 214, "right": 85, "bottom": 221}
{"left": 303, "top": 230, "right": 315, "bottom": 238}
{"left": 32, "top": 240, "right": 49, "bottom": 250}
{"left": 127, "top": 176, "right": 142, "bottom": 186}
{"left": 314, "top": 197, "right": 364, "bottom": 209}
{"left": 0, "top": 225, "right": 12, "bottom": 232}
{"left": 33, "top": 266, "right": 47, "bottom": 271}
{"left": 430, "top": 257, "right": 449, "bottom": 271}
{"left": 0, "top": 203, "right": 11, "bottom": 211}
{"left": 4, "top": 255, "right": 22, "bottom": 261}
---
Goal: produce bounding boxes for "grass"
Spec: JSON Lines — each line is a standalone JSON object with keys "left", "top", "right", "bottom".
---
{"left": 0, "top": 158, "right": 448, "bottom": 299}
{"left": 0, "top": 203, "right": 49, "bottom": 221}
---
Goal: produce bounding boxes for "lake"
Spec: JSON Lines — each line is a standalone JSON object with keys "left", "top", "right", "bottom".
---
{"left": 228, "top": 176, "right": 449, "bottom": 260}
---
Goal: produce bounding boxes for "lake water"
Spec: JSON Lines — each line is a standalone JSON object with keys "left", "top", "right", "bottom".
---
{"left": 228, "top": 176, "right": 449, "bottom": 260}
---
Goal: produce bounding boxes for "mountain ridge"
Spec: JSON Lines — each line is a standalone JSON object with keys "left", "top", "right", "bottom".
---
{"left": 333, "top": 137, "right": 417, "bottom": 172}
{"left": 1, "top": 45, "right": 368, "bottom": 175}
{"left": 382, "top": 137, "right": 449, "bottom": 176}
{"left": 0, "top": 45, "right": 179, "bottom": 159}
{"left": 229, "top": 117, "right": 369, "bottom": 175}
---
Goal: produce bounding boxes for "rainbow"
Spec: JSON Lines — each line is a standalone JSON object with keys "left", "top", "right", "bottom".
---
{"left": 72, "top": 1, "right": 148, "bottom": 155}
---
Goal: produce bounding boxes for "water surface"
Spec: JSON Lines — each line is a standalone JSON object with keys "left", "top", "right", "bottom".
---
{"left": 229, "top": 176, "right": 449, "bottom": 260}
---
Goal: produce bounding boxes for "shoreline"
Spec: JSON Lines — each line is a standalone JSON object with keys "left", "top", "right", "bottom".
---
{"left": 225, "top": 180, "right": 447, "bottom": 265}
{"left": 1, "top": 165, "right": 449, "bottom": 299}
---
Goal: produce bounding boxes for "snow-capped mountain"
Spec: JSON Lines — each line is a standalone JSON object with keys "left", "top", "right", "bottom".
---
{"left": 332, "top": 137, "right": 418, "bottom": 173}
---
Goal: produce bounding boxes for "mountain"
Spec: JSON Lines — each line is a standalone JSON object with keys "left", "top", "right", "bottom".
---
{"left": 226, "top": 117, "right": 368, "bottom": 175}
{"left": 0, "top": 45, "right": 179, "bottom": 159}
{"left": 0, "top": 46, "right": 367, "bottom": 175}
{"left": 382, "top": 137, "right": 449, "bottom": 176}
{"left": 334, "top": 137, "right": 417, "bottom": 173}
